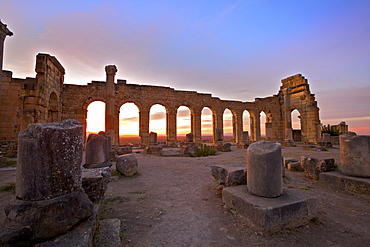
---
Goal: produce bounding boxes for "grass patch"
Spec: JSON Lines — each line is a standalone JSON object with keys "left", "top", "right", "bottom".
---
{"left": 129, "top": 191, "right": 145, "bottom": 194}
{"left": 102, "top": 196, "right": 130, "bottom": 204}
{"left": 194, "top": 145, "right": 217, "bottom": 157}
{"left": 111, "top": 169, "right": 122, "bottom": 176}
{"left": 137, "top": 196, "right": 147, "bottom": 200}
{"left": 334, "top": 163, "right": 341, "bottom": 171}
{"left": 0, "top": 182, "right": 16, "bottom": 193}
{"left": 300, "top": 187, "right": 310, "bottom": 191}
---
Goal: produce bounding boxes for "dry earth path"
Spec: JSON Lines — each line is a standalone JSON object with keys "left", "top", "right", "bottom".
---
{"left": 1, "top": 146, "right": 369, "bottom": 246}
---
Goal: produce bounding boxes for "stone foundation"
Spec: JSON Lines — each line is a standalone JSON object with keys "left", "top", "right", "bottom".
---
{"left": 223, "top": 186, "right": 317, "bottom": 235}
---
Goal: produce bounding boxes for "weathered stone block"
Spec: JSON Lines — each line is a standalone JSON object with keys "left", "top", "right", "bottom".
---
{"left": 180, "top": 143, "right": 199, "bottom": 156}
{"left": 319, "top": 171, "right": 370, "bottom": 195}
{"left": 95, "top": 218, "right": 121, "bottom": 247}
{"left": 340, "top": 135, "right": 370, "bottom": 178}
{"left": 116, "top": 154, "right": 138, "bottom": 177}
{"left": 117, "top": 146, "right": 132, "bottom": 155}
{"left": 82, "top": 167, "right": 111, "bottom": 202}
{"left": 185, "top": 133, "right": 194, "bottom": 142}
{"left": 287, "top": 161, "right": 304, "bottom": 171}
{"left": 283, "top": 158, "right": 298, "bottom": 168}
{"left": 301, "top": 156, "right": 336, "bottom": 180}
{"left": 247, "top": 141, "right": 283, "bottom": 198}
{"left": 211, "top": 164, "right": 246, "bottom": 186}
{"left": 143, "top": 145, "right": 163, "bottom": 155}
{"left": 16, "top": 119, "right": 83, "bottom": 201}
{"left": 222, "top": 186, "right": 316, "bottom": 235}
{"left": 0, "top": 189, "right": 93, "bottom": 244}
{"left": 85, "top": 133, "right": 109, "bottom": 166}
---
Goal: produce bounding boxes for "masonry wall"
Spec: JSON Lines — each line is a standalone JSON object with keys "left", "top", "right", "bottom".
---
{"left": 0, "top": 53, "right": 322, "bottom": 146}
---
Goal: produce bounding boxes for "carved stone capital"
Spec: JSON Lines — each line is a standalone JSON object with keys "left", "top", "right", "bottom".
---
{"left": 105, "top": 65, "right": 117, "bottom": 76}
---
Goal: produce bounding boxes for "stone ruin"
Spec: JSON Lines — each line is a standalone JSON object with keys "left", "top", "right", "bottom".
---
{"left": 320, "top": 135, "right": 370, "bottom": 195}
{"left": 0, "top": 20, "right": 322, "bottom": 152}
{"left": 222, "top": 141, "right": 316, "bottom": 235}
{"left": 0, "top": 120, "right": 113, "bottom": 246}
{"left": 84, "top": 131, "right": 113, "bottom": 168}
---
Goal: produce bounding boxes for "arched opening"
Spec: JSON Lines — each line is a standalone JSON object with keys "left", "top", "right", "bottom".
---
{"left": 242, "top": 110, "right": 251, "bottom": 141}
{"left": 177, "top": 106, "right": 191, "bottom": 141}
{"left": 150, "top": 104, "right": 167, "bottom": 143}
{"left": 119, "top": 103, "right": 140, "bottom": 145}
{"left": 223, "top": 109, "right": 233, "bottom": 142}
{"left": 291, "top": 109, "right": 301, "bottom": 142}
{"left": 86, "top": 101, "right": 105, "bottom": 138}
{"left": 201, "top": 107, "right": 213, "bottom": 142}
{"left": 260, "top": 111, "right": 266, "bottom": 140}
{"left": 48, "top": 92, "right": 59, "bottom": 122}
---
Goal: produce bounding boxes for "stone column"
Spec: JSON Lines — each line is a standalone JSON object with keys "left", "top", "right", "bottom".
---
{"left": 0, "top": 21, "right": 13, "bottom": 102}
{"left": 139, "top": 107, "right": 150, "bottom": 147}
{"left": 247, "top": 141, "right": 283, "bottom": 197}
{"left": 166, "top": 108, "right": 177, "bottom": 146}
{"left": 235, "top": 112, "right": 243, "bottom": 144}
{"left": 105, "top": 65, "right": 118, "bottom": 145}
{"left": 192, "top": 109, "right": 202, "bottom": 144}
{"left": 213, "top": 110, "right": 223, "bottom": 143}
{"left": 283, "top": 88, "right": 293, "bottom": 141}
{"left": 251, "top": 112, "right": 261, "bottom": 141}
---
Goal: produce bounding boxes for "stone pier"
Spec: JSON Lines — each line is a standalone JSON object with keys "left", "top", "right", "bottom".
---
{"left": 223, "top": 141, "right": 316, "bottom": 235}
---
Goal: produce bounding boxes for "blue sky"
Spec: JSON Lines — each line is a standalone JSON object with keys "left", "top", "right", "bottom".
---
{"left": 1, "top": 0, "right": 369, "bottom": 134}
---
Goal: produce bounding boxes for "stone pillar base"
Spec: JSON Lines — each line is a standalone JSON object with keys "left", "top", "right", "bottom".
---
{"left": 222, "top": 186, "right": 316, "bottom": 235}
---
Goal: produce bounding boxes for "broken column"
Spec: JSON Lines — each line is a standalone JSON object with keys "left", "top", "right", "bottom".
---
{"left": 85, "top": 132, "right": 112, "bottom": 168}
{"left": 223, "top": 141, "right": 316, "bottom": 235}
{"left": 247, "top": 141, "right": 283, "bottom": 197}
{"left": 319, "top": 135, "right": 370, "bottom": 195}
{"left": 340, "top": 135, "right": 370, "bottom": 177}
{"left": 0, "top": 120, "right": 93, "bottom": 244}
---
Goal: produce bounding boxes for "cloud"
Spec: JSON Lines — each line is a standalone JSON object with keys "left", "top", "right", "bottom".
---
{"left": 150, "top": 112, "right": 166, "bottom": 121}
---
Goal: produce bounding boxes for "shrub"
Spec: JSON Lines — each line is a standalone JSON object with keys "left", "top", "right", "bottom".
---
{"left": 194, "top": 145, "right": 217, "bottom": 157}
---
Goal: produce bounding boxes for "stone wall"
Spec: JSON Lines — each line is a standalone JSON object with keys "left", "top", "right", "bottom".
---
{"left": 0, "top": 52, "right": 321, "bottom": 147}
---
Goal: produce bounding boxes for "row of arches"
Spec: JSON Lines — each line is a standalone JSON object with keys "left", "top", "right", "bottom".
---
{"left": 86, "top": 101, "right": 302, "bottom": 144}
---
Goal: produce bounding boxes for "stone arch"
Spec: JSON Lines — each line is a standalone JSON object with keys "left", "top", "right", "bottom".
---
{"left": 291, "top": 109, "right": 301, "bottom": 142}
{"left": 242, "top": 109, "right": 252, "bottom": 141}
{"left": 48, "top": 91, "right": 59, "bottom": 122}
{"left": 149, "top": 103, "right": 167, "bottom": 144}
{"left": 86, "top": 100, "right": 106, "bottom": 140}
{"left": 176, "top": 105, "right": 191, "bottom": 140}
{"left": 119, "top": 102, "right": 140, "bottom": 144}
{"left": 201, "top": 106, "right": 213, "bottom": 142}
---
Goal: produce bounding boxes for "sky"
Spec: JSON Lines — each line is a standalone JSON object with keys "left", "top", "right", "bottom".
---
{"left": 1, "top": 0, "right": 369, "bottom": 136}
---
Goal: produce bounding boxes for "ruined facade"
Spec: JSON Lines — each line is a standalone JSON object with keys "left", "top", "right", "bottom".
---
{"left": 0, "top": 24, "right": 321, "bottom": 147}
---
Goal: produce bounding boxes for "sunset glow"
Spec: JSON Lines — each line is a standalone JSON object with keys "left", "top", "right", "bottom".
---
{"left": 3, "top": 1, "right": 368, "bottom": 135}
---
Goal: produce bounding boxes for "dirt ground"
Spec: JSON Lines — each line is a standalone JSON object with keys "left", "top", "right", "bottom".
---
{"left": 1, "top": 145, "right": 369, "bottom": 247}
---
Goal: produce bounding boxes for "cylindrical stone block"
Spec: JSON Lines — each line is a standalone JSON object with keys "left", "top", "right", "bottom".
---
{"left": 247, "top": 141, "right": 283, "bottom": 197}
{"left": 86, "top": 134, "right": 108, "bottom": 165}
{"left": 340, "top": 135, "right": 370, "bottom": 178}
{"left": 16, "top": 119, "right": 83, "bottom": 201}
